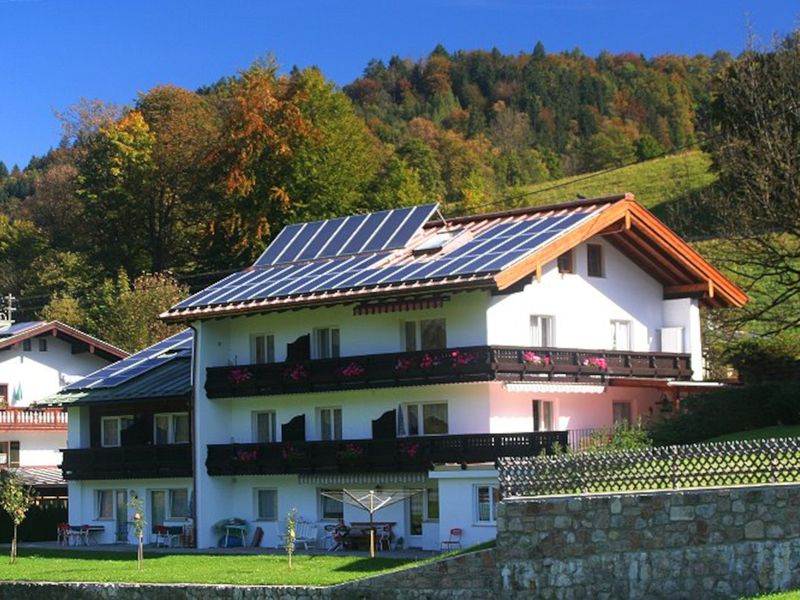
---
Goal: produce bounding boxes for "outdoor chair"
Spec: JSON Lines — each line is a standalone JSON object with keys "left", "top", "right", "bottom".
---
{"left": 56, "top": 523, "right": 70, "bottom": 546}
{"left": 441, "top": 527, "right": 463, "bottom": 551}
{"left": 377, "top": 524, "right": 391, "bottom": 551}
{"left": 154, "top": 525, "right": 181, "bottom": 548}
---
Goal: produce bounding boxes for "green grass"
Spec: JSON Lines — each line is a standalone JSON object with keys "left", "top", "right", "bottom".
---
{"left": 511, "top": 150, "right": 715, "bottom": 212}
{"left": 0, "top": 548, "right": 421, "bottom": 585}
{"left": 744, "top": 592, "right": 800, "bottom": 599}
{"left": 707, "top": 426, "right": 800, "bottom": 443}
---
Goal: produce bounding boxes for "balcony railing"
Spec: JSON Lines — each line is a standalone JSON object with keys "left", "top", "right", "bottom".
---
{"left": 0, "top": 408, "right": 68, "bottom": 430}
{"left": 205, "top": 346, "right": 692, "bottom": 399}
{"left": 206, "top": 431, "right": 568, "bottom": 476}
{"left": 61, "top": 444, "right": 192, "bottom": 480}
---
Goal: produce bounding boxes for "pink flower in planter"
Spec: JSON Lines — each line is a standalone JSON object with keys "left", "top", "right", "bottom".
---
{"left": 523, "top": 352, "right": 551, "bottom": 366}
{"left": 418, "top": 353, "right": 440, "bottom": 369}
{"left": 400, "top": 442, "right": 419, "bottom": 459}
{"left": 340, "top": 362, "right": 365, "bottom": 378}
{"left": 394, "top": 357, "right": 414, "bottom": 372}
{"left": 451, "top": 350, "right": 476, "bottom": 367}
{"left": 235, "top": 449, "right": 258, "bottom": 462}
{"left": 228, "top": 368, "right": 253, "bottom": 385}
{"left": 582, "top": 357, "right": 608, "bottom": 370}
{"left": 286, "top": 364, "right": 308, "bottom": 381}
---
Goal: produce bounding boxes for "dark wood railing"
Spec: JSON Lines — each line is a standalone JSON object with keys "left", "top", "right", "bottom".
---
{"left": 61, "top": 444, "right": 192, "bottom": 480}
{"left": 206, "top": 346, "right": 692, "bottom": 399}
{"left": 206, "top": 431, "right": 568, "bottom": 476}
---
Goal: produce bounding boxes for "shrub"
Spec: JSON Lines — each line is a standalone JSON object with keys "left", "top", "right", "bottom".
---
{"left": 584, "top": 421, "right": 652, "bottom": 453}
{"left": 724, "top": 335, "right": 800, "bottom": 384}
{"left": 648, "top": 382, "right": 800, "bottom": 446}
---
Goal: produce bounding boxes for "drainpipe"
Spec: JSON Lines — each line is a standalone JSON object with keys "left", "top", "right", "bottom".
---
{"left": 188, "top": 323, "right": 199, "bottom": 548}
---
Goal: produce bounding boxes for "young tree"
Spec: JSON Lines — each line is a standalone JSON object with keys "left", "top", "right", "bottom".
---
{"left": 284, "top": 508, "right": 297, "bottom": 570}
{"left": 129, "top": 495, "right": 145, "bottom": 571}
{"left": 0, "top": 471, "right": 37, "bottom": 564}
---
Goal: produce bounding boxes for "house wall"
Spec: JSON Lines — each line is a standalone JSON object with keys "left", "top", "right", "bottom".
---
{"left": 0, "top": 430, "right": 65, "bottom": 466}
{"left": 432, "top": 469, "right": 500, "bottom": 549}
{"left": 0, "top": 337, "right": 108, "bottom": 408}
{"left": 488, "top": 237, "right": 668, "bottom": 352}
{"left": 68, "top": 477, "right": 193, "bottom": 545}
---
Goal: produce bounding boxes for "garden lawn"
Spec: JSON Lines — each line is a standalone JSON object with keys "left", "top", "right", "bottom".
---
{"left": 0, "top": 548, "right": 421, "bottom": 585}
{"left": 708, "top": 426, "right": 800, "bottom": 443}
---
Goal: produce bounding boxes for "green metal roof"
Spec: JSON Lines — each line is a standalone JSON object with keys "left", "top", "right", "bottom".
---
{"left": 40, "top": 358, "right": 191, "bottom": 406}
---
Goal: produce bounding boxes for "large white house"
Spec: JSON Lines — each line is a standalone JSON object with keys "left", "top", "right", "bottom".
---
{"left": 54, "top": 194, "right": 746, "bottom": 549}
{"left": 0, "top": 319, "right": 126, "bottom": 496}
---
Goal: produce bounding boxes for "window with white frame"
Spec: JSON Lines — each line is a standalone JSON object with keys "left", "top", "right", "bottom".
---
{"left": 403, "top": 318, "right": 447, "bottom": 351}
{"left": 403, "top": 402, "right": 448, "bottom": 436}
{"left": 97, "top": 490, "right": 114, "bottom": 519}
{"left": 409, "top": 488, "right": 440, "bottom": 535}
{"left": 319, "top": 407, "right": 342, "bottom": 440}
{"left": 154, "top": 412, "right": 190, "bottom": 445}
{"left": 532, "top": 400, "right": 554, "bottom": 432}
{"left": 320, "top": 489, "right": 343, "bottom": 520}
{"left": 255, "top": 489, "right": 278, "bottom": 521}
{"left": 0, "top": 441, "right": 20, "bottom": 467}
{"left": 313, "top": 327, "right": 340, "bottom": 359}
{"left": 101, "top": 415, "right": 134, "bottom": 447}
{"left": 169, "top": 489, "right": 190, "bottom": 519}
{"left": 475, "top": 484, "right": 500, "bottom": 523}
{"left": 251, "top": 334, "right": 275, "bottom": 364}
{"left": 610, "top": 320, "right": 631, "bottom": 351}
{"left": 252, "top": 411, "right": 277, "bottom": 443}
{"left": 529, "top": 315, "right": 554, "bottom": 347}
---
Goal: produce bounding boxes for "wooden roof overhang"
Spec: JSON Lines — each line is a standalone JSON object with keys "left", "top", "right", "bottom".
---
{"left": 494, "top": 194, "right": 748, "bottom": 309}
{"left": 0, "top": 321, "right": 128, "bottom": 362}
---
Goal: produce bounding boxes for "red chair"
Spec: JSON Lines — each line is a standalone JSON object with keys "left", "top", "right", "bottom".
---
{"left": 441, "top": 527, "right": 463, "bottom": 551}
{"left": 56, "top": 523, "right": 70, "bottom": 546}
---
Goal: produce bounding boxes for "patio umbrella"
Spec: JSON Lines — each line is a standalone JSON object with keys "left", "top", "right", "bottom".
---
{"left": 320, "top": 488, "right": 422, "bottom": 558}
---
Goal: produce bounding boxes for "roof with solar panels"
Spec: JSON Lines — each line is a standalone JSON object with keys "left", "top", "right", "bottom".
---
{"left": 39, "top": 329, "right": 192, "bottom": 406}
{"left": 160, "top": 193, "right": 747, "bottom": 323}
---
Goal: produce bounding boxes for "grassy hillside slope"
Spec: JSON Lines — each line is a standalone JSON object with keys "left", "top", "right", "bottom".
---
{"left": 510, "top": 150, "right": 715, "bottom": 215}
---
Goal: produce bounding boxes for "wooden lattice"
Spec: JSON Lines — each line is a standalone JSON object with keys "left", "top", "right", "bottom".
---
{"left": 499, "top": 437, "right": 800, "bottom": 498}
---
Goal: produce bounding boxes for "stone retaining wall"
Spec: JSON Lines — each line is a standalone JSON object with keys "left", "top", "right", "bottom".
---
{"left": 496, "top": 483, "right": 800, "bottom": 599}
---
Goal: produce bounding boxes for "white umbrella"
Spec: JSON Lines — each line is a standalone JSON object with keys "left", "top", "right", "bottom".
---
{"left": 321, "top": 488, "right": 422, "bottom": 558}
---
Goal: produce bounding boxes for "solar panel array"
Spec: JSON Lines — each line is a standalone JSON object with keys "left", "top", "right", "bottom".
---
{"left": 65, "top": 329, "right": 193, "bottom": 390}
{"left": 174, "top": 210, "right": 597, "bottom": 310}
{"left": 254, "top": 204, "right": 438, "bottom": 266}
{"left": 0, "top": 321, "right": 43, "bottom": 337}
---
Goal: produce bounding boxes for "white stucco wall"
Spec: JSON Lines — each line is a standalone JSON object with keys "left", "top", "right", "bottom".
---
{"left": 431, "top": 469, "right": 499, "bottom": 549}
{"left": 487, "top": 237, "right": 667, "bottom": 351}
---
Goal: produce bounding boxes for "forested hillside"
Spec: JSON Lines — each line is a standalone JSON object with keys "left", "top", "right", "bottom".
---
{"left": 0, "top": 39, "right": 794, "bottom": 358}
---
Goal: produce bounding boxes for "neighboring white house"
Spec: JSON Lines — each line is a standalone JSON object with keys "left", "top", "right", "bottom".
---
{"left": 0, "top": 320, "right": 126, "bottom": 496}
{"left": 55, "top": 194, "right": 747, "bottom": 549}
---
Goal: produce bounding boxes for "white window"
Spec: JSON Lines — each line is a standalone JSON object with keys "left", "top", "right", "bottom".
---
{"left": 613, "top": 401, "right": 632, "bottom": 425}
{"left": 403, "top": 319, "right": 447, "bottom": 351}
{"left": 255, "top": 489, "right": 278, "bottom": 521}
{"left": 313, "top": 327, "right": 340, "bottom": 359}
{"left": 610, "top": 320, "right": 631, "bottom": 351}
{"left": 320, "top": 489, "right": 344, "bottom": 520}
{"left": 0, "top": 441, "right": 19, "bottom": 467}
{"left": 97, "top": 490, "right": 114, "bottom": 520}
{"left": 251, "top": 334, "right": 275, "bottom": 364}
{"left": 404, "top": 402, "right": 448, "bottom": 436}
{"left": 101, "top": 416, "right": 134, "bottom": 447}
{"left": 253, "top": 411, "right": 277, "bottom": 443}
{"left": 319, "top": 407, "right": 342, "bottom": 440}
{"left": 154, "top": 413, "right": 190, "bottom": 445}
{"left": 532, "top": 400, "right": 554, "bottom": 432}
{"left": 169, "top": 489, "right": 190, "bottom": 519}
{"left": 475, "top": 485, "right": 500, "bottom": 523}
{"left": 529, "top": 315, "right": 554, "bottom": 347}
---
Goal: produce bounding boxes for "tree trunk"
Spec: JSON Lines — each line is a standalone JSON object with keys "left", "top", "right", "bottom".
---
{"left": 137, "top": 533, "right": 143, "bottom": 570}
{"left": 11, "top": 523, "right": 17, "bottom": 564}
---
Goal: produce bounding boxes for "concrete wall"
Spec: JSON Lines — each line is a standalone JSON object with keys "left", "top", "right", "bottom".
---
{"left": 496, "top": 484, "right": 800, "bottom": 599}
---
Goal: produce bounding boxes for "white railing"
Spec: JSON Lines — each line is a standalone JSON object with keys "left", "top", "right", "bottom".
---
{"left": 0, "top": 408, "right": 68, "bottom": 428}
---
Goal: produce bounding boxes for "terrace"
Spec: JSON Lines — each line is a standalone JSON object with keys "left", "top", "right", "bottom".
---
{"left": 0, "top": 407, "right": 67, "bottom": 430}
{"left": 205, "top": 345, "right": 692, "bottom": 399}
{"left": 60, "top": 444, "right": 192, "bottom": 480}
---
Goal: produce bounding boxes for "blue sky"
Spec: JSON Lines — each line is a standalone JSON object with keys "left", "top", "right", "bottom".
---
{"left": 0, "top": 0, "right": 797, "bottom": 169}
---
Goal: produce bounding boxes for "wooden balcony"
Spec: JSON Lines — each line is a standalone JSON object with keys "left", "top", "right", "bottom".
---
{"left": 0, "top": 408, "right": 68, "bottom": 430}
{"left": 205, "top": 431, "right": 568, "bottom": 476}
{"left": 61, "top": 444, "right": 192, "bottom": 480}
{"left": 205, "top": 346, "right": 692, "bottom": 399}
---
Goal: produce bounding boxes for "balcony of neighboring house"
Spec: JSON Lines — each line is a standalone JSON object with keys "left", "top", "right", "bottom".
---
{"left": 205, "top": 430, "right": 569, "bottom": 476}
{"left": 61, "top": 444, "right": 193, "bottom": 480}
{"left": 205, "top": 345, "right": 693, "bottom": 399}
{"left": 61, "top": 403, "right": 193, "bottom": 480}
{"left": 0, "top": 407, "right": 68, "bottom": 431}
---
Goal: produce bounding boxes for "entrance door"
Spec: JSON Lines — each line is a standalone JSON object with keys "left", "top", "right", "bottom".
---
{"left": 115, "top": 490, "right": 128, "bottom": 542}
{"left": 151, "top": 490, "right": 166, "bottom": 533}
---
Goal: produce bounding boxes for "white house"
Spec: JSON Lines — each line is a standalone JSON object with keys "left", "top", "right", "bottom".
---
{"left": 55, "top": 194, "right": 746, "bottom": 549}
{"left": 0, "top": 320, "right": 126, "bottom": 496}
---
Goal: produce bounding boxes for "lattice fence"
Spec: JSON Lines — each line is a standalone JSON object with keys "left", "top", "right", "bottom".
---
{"left": 499, "top": 437, "right": 800, "bottom": 498}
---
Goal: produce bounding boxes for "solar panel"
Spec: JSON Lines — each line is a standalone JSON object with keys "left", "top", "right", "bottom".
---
{"left": 0, "top": 321, "right": 43, "bottom": 337}
{"left": 253, "top": 204, "right": 438, "bottom": 266}
{"left": 65, "top": 329, "right": 193, "bottom": 390}
{"left": 174, "top": 208, "right": 599, "bottom": 311}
